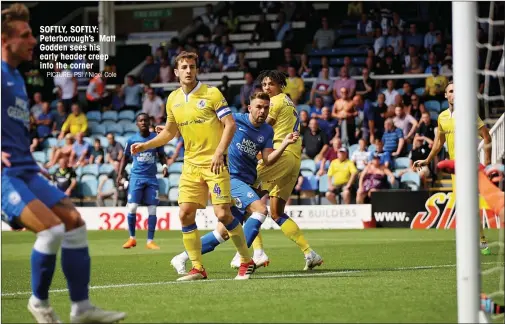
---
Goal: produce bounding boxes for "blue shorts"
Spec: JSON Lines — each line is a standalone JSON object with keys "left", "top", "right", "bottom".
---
{"left": 230, "top": 178, "right": 260, "bottom": 223}
{"left": 127, "top": 177, "right": 159, "bottom": 206}
{"left": 1, "top": 171, "right": 66, "bottom": 229}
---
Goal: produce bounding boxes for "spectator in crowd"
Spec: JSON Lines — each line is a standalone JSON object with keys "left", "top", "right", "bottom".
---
{"left": 424, "top": 22, "right": 439, "bottom": 51}
{"left": 373, "top": 27, "right": 386, "bottom": 58}
{"left": 313, "top": 17, "right": 335, "bottom": 50}
{"left": 46, "top": 134, "right": 74, "bottom": 168}
{"left": 110, "top": 85, "right": 124, "bottom": 111}
{"left": 404, "top": 23, "right": 424, "bottom": 50}
{"left": 224, "top": 8, "right": 239, "bottom": 34}
{"left": 218, "top": 75, "right": 233, "bottom": 105}
{"left": 347, "top": 1, "right": 363, "bottom": 17}
{"left": 284, "top": 66, "right": 305, "bottom": 105}
{"left": 353, "top": 94, "right": 375, "bottom": 141}
{"left": 333, "top": 66, "right": 356, "bottom": 100}
{"left": 52, "top": 101, "right": 67, "bottom": 137}
{"left": 406, "top": 94, "right": 426, "bottom": 121}
{"left": 30, "top": 92, "right": 43, "bottom": 119}
{"left": 201, "top": 4, "right": 219, "bottom": 33}
{"left": 96, "top": 169, "right": 126, "bottom": 207}
{"left": 393, "top": 105, "right": 418, "bottom": 142}
{"left": 370, "top": 138, "right": 393, "bottom": 169}
{"left": 325, "top": 147, "right": 358, "bottom": 205}
{"left": 376, "top": 92, "right": 390, "bottom": 118}
{"left": 351, "top": 138, "right": 370, "bottom": 171}
{"left": 70, "top": 132, "right": 90, "bottom": 167}
{"left": 441, "top": 56, "right": 453, "bottom": 74}
{"left": 406, "top": 56, "right": 424, "bottom": 76}
{"left": 237, "top": 51, "right": 250, "bottom": 72}
{"left": 302, "top": 118, "right": 329, "bottom": 163}
{"left": 355, "top": 67, "right": 375, "bottom": 101}
{"left": 424, "top": 52, "right": 442, "bottom": 74}
{"left": 317, "top": 107, "right": 339, "bottom": 142}
{"left": 298, "top": 53, "right": 313, "bottom": 78}
{"left": 318, "top": 56, "right": 336, "bottom": 78}
{"left": 53, "top": 157, "right": 77, "bottom": 197}
{"left": 310, "top": 66, "right": 333, "bottom": 107}
{"left": 274, "top": 11, "right": 291, "bottom": 42}
{"left": 122, "top": 75, "right": 143, "bottom": 111}
{"left": 386, "top": 26, "right": 403, "bottom": 55}
{"left": 403, "top": 45, "right": 418, "bottom": 71}
{"left": 283, "top": 48, "right": 299, "bottom": 70}
{"left": 50, "top": 86, "right": 63, "bottom": 110}
{"left": 154, "top": 47, "right": 165, "bottom": 64}
{"left": 299, "top": 110, "right": 309, "bottom": 135}
{"left": 356, "top": 153, "right": 395, "bottom": 204}
{"left": 343, "top": 56, "right": 359, "bottom": 77}
{"left": 239, "top": 72, "right": 255, "bottom": 111}
{"left": 379, "top": 53, "right": 403, "bottom": 76}
{"left": 218, "top": 43, "right": 238, "bottom": 71}
{"left": 333, "top": 88, "right": 358, "bottom": 145}
{"left": 402, "top": 82, "right": 413, "bottom": 106}
{"left": 251, "top": 13, "right": 274, "bottom": 43}
{"left": 424, "top": 65, "right": 448, "bottom": 101}
{"left": 106, "top": 133, "right": 124, "bottom": 172}
{"left": 142, "top": 86, "right": 165, "bottom": 125}
{"left": 391, "top": 11, "right": 406, "bottom": 33}
{"left": 415, "top": 111, "right": 437, "bottom": 148}
{"left": 31, "top": 102, "right": 54, "bottom": 152}
{"left": 200, "top": 50, "right": 220, "bottom": 73}
{"left": 383, "top": 79, "right": 399, "bottom": 106}
{"left": 89, "top": 138, "right": 105, "bottom": 165}
{"left": 317, "top": 138, "right": 342, "bottom": 176}
{"left": 357, "top": 13, "right": 373, "bottom": 38}
{"left": 382, "top": 118, "right": 405, "bottom": 157}
{"left": 400, "top": 136, "right": 431, "bottom": 186}
{"left": 141, "top": 55, "right": 159, "bottom": 84}
{"left": 310, "top": 96, "right": 326, "bottom": 118}
{"left": 287, "top": 171, "right": 305, "bottom": 206}
{"left": 53, "top": 65, "right": 77, "bottom": 112}
{"left": 388, "top": 94, "right": 403, "bottom": 114}
{"left": 59, "top": 103, "right": 88, "bottom": 139}
{"left": 159, "top": 58, "right": 176, "bottom": 83}
{"left": 86, "top": 73, "right": 107, "bottom": 111}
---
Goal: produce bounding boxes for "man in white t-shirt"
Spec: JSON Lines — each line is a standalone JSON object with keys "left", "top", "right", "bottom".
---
{"left": 142, "top": 86, "right": 164, "bottom": 124}
{"left": 382, "top": 79, "right": 399, "bottom": 106}
{"left": 53, "top": 65, "right": 77, "bottom": 112}
{"left": 351, "top": 138, "right": 370, "bottom": 171}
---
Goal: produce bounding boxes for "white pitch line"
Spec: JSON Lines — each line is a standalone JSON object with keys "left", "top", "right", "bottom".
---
{"left": 3, "top": 262, "right": 499, "bottom": 297}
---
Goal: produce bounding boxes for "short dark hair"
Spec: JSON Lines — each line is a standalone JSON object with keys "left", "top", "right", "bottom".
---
{"left": 256, "top": 70, "right": 287, "bottom": 89}
{"left": 136, "top": 113, "right": 149, "bottom": 121}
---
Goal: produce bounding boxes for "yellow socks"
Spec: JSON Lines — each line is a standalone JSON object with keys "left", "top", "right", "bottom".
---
{"left": 252, "top": 232, "right": 264, "bottom": 251}
{"left": 182, "top": 224, "right": 203, "bottom": 271}
{"left": 275, "top": 214, "right": 312, "bottom": 254}
{"left": 226, "top": 218, "right": 251, "bottom": 263}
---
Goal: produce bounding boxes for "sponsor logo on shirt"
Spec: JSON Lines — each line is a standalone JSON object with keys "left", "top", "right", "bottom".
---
{"left": 236, "top": 138, "right": 258, "bottom": 158}
{"left": 197, "top": 99, "right": 206, "bottom": 109}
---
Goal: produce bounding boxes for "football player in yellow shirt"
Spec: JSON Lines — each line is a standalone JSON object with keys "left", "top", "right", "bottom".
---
{"left": 131, "top": 51, "right": 255, "bottom": 280}
{"left": 255, "top": 70, "right": 324, "bottom": 270}
{"left": 413, "top": 81, "right": 493, "bottom": 255}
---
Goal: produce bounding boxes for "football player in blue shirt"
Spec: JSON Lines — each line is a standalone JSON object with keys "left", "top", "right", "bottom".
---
{"left": 1, "top": 3, "right": 125, "bottom": 323}
{"left": 118, "top": 113, "right": 168, "bottom": 250}
{"left": 170, "top": 92, "right": 299, "bottom": 274}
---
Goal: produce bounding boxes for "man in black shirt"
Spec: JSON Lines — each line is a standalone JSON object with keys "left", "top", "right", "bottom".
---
{"left": 53, "top": 158, "right": 77, "bottom": 197}
{"left": 302, "top": 118, "right": 329, "bottom": 163}
{"left": 415, "top": 112, "right": 437, "bottom": 148}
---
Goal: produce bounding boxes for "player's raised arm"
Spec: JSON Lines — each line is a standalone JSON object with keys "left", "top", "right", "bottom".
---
{"left": 262, "top": 132, "right": 299, "bottom": 166}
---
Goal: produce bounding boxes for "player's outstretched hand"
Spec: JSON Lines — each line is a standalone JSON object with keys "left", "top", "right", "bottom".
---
{"left": 211, "top": 151, "right": 225, "bottom": 175}
{"left": 130, "top": 143, "right": 145, "bottom": 155}
{"left": 155, "top": 125, "right": 165, "bottom": 134}
{"left": 2, "top": 151, "right": 11, "bottom": 168}
{"left": 283, "top": 132, "right": 300, "bottom": 145}
{"left": 412, "top": 159, "right": 428, "bottom": 171}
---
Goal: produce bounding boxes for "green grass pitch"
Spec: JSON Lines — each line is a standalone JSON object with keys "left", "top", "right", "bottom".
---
{"left": 1, "top": 229, "right": 503, "bottom": 323}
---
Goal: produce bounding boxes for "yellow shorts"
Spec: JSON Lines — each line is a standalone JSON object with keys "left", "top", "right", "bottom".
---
{"left": 178, "top": 163, "right": 232, "bottom": 209}
{"left": 254, "top": 151, "right": 300, "bottom": 201}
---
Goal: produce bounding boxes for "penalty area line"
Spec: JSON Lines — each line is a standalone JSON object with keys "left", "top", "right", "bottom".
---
{"left": 1, "top": 262, "right": 498, "bottom": 297}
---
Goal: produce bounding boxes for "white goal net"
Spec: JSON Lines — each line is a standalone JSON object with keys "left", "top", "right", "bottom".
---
{"left": 477, "top": 2, "right": 505, "bottom": 323}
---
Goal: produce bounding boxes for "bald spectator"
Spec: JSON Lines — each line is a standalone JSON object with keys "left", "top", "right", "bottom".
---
{"left": 333, "top": 66, "right": 356, "bottom": 100}
{"left": 284, "top": 66, "right": 305, "bottom": 105}
{"left": 313, "top": 17, "right": 335, "bottom": 49}
{"left": 302, "top": 118, "right": 329, "bottom": 163}
{"left": 142, "top": 86, "right": 165, "bottom": 124}
{"left": 332, "top": 88, "right": 358, "bottom": 145}
{"left": 318, "top": 106, "right": 339, "bottom": 140}
{"left": 59, "top": 103, "right": 88, "bottom": 139}
{"left": 382, "top": 118, "right": 405, "bottom": 157}
{"left": 310, "top": 67, "right": 333, "bottom": 107}
{"left": 393, "top": 106, "right": 418, "bottom": 141}
{"left": 383, "top": 79, "right": 399, "bottom": 106}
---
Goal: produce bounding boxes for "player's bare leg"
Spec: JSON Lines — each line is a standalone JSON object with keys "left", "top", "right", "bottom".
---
{"left": 52, "top": 198, "right": 126, "bottom": 323}
{"left": 270, "top": 196, "right": 323, "bottom": 270}
{"left": 176, "top": 202, "right": 207, "bottom": 281}
{"left": 214, "top": 203, "right": 256, "bottom": 280}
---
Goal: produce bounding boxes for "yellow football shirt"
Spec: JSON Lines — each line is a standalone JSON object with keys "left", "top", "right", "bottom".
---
{"left": 269, "top": 93, "right": 302, "bottom": 159}
{"left": 283, "top": 77, "right": 304, "bottom": 102}
{"left": 437, "top": 109, "right": 484, "bottom": 159}
{"left": 166, "top": 82, "right": 231, "bottom": 167}
{"left": 327, "top": 159, "right": 358, "bottom": 186}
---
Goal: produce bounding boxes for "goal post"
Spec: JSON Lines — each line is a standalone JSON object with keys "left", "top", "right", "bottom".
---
{"left": 452, "top": 2, "right": 482, "bottom": 323}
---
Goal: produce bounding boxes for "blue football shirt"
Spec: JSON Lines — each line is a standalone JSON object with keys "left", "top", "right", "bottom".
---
{"left": 1, "top": 61, "right": 39, "bottom": 176}
{"left": 124, "top": 132, "right": 164, "bottom": 179}
{"left": 228, "top": 113, "right": 273, "bottom": 185}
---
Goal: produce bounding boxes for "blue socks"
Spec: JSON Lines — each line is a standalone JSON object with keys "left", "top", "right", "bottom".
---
{"left": 200, "top": 230, "right": 225, "bottom": 254}
{"left": 274, "top": 213, "right": 289, "bottom": 227}
{"left": 127, "top": 213, "right": 136, "bottom": 237}
{"left": 147, "top": 215, "right": 157, "bottom": 241}
{"left": 61, "top": 225, "right": 90, "bottom": 303}
{"left": 243, "top": 212, "right": 266, "bottom": 247}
